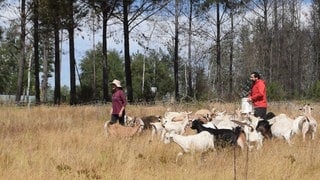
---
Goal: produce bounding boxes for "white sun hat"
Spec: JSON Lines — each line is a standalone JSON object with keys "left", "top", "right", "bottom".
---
{"left": 111, "top": 79, "right": 122, "bottom": 88}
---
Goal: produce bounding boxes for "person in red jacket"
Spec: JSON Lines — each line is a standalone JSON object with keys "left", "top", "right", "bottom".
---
{"left": 248, "top": 72, "right": 267, "bottom": 118}
{"left": 109, "top": 79, "right": 127, "bottom": 126}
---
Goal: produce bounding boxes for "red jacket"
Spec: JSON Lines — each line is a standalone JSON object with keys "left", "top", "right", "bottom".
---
{"left": 249, "top": 79, "right": 267, "bottom": 108}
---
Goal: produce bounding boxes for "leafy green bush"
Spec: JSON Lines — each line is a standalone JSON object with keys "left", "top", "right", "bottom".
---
{"left": 267, "top": 81, "right": 287, "bottom": 101}
{"left": 307, "top": 80, "right": 320, "bottom": 99}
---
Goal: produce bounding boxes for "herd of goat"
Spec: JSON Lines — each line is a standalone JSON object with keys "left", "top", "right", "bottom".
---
{"left": 104, "top": 104, "right": 318, "bottom": 162}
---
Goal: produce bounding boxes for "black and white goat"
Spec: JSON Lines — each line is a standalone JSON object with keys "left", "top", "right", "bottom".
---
{"left": 231, "top": 120, "right": 264, "bottom": 150}
{"left": 255, "top": 112, "right": 276, "bottom": 139}
{"left": 190, "top": 119, "right": 245, "bottom": 150}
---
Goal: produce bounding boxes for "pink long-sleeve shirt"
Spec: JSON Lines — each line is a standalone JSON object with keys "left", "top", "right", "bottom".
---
{"left": 111, "top": 89, "right": 127, "bottom": 114}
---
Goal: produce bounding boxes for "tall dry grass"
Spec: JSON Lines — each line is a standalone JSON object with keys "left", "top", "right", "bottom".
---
{"left": 0, "top": 101, "right": 319, "bottom": 180}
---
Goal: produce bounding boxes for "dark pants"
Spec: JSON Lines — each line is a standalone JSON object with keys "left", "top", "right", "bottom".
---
{"left": 254, "top": 107, "right": 267, "bottom": 118}
{"left": 110, "top": 111, "right": 125, "bottom": 126}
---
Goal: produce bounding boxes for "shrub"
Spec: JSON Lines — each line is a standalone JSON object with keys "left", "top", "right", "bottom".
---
{"left": 267, "top": 81, "right": 287, "bottom": 101}
{"left": 307, "top": 80, "right": 320, "bottom": 99}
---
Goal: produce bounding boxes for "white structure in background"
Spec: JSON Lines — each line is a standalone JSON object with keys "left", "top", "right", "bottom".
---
{"left": 0, "top": 95, "right": 35, "bottom": 104}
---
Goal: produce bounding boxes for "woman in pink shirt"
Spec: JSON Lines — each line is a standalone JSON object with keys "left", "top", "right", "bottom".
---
{"left": 248, "top": 72, "right": 267, "bottom": 118}
{"left": 109, "top": 79, "right": 127, "bottom": 125}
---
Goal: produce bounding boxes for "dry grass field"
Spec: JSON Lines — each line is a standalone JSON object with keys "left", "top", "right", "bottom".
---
{"left": 0, "top": 101, "right": 319, "bottom": 180}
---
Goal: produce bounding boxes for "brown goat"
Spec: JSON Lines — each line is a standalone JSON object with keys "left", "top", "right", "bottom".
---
{"left": 104, "top": 118, "right": 144, "bottom": 138}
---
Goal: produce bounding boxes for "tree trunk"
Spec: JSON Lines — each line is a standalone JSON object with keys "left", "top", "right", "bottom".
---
{"left": 68, "top": 1, "right": 77, "bottom": 105}
{"left": 313, "top": 1, "right": 320, "bottom": 81}
{"left": 174, "top": 0, "right": 180, "bottom": 102}
{"left": 92, "top": 15, "right": 97, "bottom": 100}
{"left": 42, "top": 38, "right": 49, "bottom": 103}
{"left": 16, "top": 0, "right": 26, "bottom": 103}
{"left": 123, "top": 0, "right": 133, "bottom": 103}
{"left": 54, "top": 5, "right": 61, "bottom": 105}
{"left": 187, "top": 0, "right": 193, "bottom": 98}
{"left": 33, "top": 0, "right": 41, "bottom": 105}
{"left": 265, "top": 1, "right": 272, "bottom": 82}
{"left": 215, "top": 2, "right": 222, "bottom": 97}
{"left": 273, "top": 0, "right": 279, "bottom": 81}
{"left": 228, "top": 10, "right": 234, "bottom": 100}
{"left": 102, "top": 3, "right": 110, "bottom": 102}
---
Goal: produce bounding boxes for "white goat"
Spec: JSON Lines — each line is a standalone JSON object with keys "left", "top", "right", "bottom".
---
{"left": 242, "top": 124, "right": 264, "bottom": 150}
{"left": 163, "top": 111, "right": 192, "bottom": 122}
{"left": 300, "top": 104, "right": 318, "bottom": 141}
{"left": 268, "top": 114, "right": 309, "bottom": 145}
{"left": 194, "top": 108, "right": 215, "bottom": 117}
{"left": 214, "top": 119, "right": 238, "bottom": 130}
{"left": 161, "top": 117, "right": 191, "bottom": 140}
{"left": 192, "top": 108, "right": 216, "bottom": 123}
{"left": 210, "top": 110, "right": 241, "bottom": 130}
{"left": 150, "top": 122, "right": 165, "bottom": 140}
{"left": 163, "top": 131, "right": 215, "bottom": 163}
